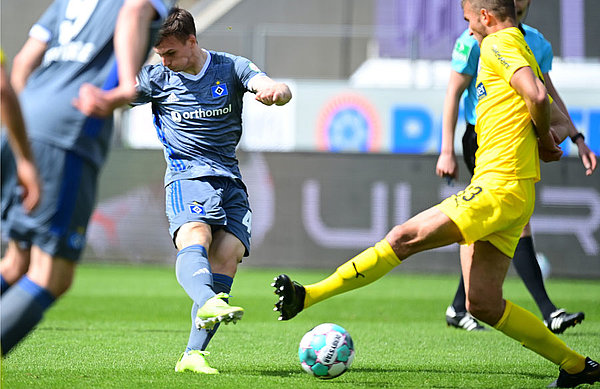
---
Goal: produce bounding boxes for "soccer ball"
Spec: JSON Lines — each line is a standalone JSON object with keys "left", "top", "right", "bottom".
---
{"left": 298, "top": 323, "right": 355, "bottom": 379}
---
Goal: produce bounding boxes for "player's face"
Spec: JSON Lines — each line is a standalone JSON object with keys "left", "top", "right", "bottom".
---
{"left": 154, "top": 35, "right": 195, "bottom": 73}
{"left": 463, "top": 1, "right": 486, "bottom": 45}
{"left": 514, "top": 0, "right": 531, "bottom": 23}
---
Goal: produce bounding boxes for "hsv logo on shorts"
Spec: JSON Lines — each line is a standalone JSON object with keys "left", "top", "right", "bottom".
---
{"left": 189, "top": 201, "right": 206, "bottom": 215}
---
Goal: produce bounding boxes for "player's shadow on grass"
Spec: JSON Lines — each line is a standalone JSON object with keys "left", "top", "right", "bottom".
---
{"left": 38, "top": 327, "right": 189, "bottom": 334}
{"left": 258, "top": 370, "right": 305, "bottom": 377}
{"left": 371, "top": 367, "right": 552, "bottom": 380}
{"left": 258, "top": 367, "right": 404, "bottom": 378}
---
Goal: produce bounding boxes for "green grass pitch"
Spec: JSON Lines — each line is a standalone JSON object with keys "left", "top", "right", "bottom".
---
{"left": 2, "top": 264, "right": 599, "bottom": 388}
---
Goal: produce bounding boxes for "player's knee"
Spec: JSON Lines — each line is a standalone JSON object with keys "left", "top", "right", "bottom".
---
{"left": 466, "top": 297, "right": 499, "bottom": 325}
{"left": 1, "top": 254, "right": 30, "bottom": 283}
{"left": 386, "top": 224, "right": 419, "bottom": 259}
{"left": 175, "top": 222, "right": 212, "bottom": 250}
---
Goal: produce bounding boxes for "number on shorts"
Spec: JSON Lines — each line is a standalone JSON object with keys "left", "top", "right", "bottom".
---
{"left": 461, "top": 186, "right": 482, "bottom": 202}
{"left": 242, "top": 210, "right": 252, "bottom": 233}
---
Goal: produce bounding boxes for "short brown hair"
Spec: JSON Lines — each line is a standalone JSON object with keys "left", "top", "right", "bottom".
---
{"left": 156, "top": 7, "right": 197, "bottom": 45}
{"left": 462, "top": 0, "right": 516, "bottom": 21}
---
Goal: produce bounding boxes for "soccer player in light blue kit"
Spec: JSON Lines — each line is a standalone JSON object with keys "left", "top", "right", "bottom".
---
{"left": 132, "top": 7, "right": 292, "bottom": 374}
{"left": 436, "top": 0, "right": 596, "bottom": 332}
{"left": 0, "top": 0, "right": 174, "bottom": 356}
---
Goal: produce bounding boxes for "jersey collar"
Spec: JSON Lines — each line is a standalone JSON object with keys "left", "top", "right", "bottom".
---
{"left": 178, "top": 49, "right": 211, "bottom": 81}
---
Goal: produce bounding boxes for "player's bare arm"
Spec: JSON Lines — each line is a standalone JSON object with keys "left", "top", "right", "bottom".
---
{"left": 545, "top": 73, "right": 597, "bottom": 175}
{"left": 436, "top": 70, "right": 473, "bottom": 180}
{"left": 10, "top": 37, "right": 46, "bottom": 94}
{"left": 510, "top": 66, "right": 561, "bottom": 162}
{"left": 1, "top": 62, "right": 40, "bottom": 212}
{"left": 249, "top": 75, "right": 292, "bottom": 106}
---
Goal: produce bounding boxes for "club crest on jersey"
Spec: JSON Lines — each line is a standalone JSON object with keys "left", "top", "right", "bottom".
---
{"left": 189, "top": 201, "right": 206, "bottom": 215}
{"left": 211, "top": 81, "right": 228, "bottom": 98}
{"left": 476, "top": 82, "right": 487, "bottom": 100}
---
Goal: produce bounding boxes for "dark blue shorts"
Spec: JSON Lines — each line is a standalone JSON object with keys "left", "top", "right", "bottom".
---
{"left": 1, "top": 139, "right": 98, "bottom": 261}
{"left": 165, "top": 176, "right": 252, "bottom": 256}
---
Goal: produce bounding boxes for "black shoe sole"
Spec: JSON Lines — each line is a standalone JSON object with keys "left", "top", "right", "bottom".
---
{"left": 272, "top": 274, "right": 305, "bottom": 321}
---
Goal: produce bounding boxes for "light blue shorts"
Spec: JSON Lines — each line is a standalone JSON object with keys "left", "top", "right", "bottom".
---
{"left": 165, "top": 176, "right": 252, "bottom": 256}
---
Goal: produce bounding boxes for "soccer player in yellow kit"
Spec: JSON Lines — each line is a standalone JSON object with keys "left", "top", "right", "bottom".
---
{"left": 272, "top": 0, "right": 599, "bottom": 386}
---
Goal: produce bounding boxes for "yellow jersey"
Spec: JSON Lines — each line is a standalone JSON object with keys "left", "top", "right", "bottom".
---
{"left": 473, "top": 27, "right": 550, "bottom": 183}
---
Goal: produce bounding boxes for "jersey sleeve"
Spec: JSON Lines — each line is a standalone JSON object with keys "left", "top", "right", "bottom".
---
{"left": 29, "top": 0, "right": 61, "bottom": 43}
{"left": 451, "top": 33, "right": 479, "bottom": 76}
{"left": 233, "top": 55, "right": 266, "bottom": 90}
{"left": 132, "top": 65, "right": 154, "bottom": 106}
{"left": 480, "top": 35, "right": 530, "bottom": 85}
{"left": 537, "top": 39, "right": 553, "bottom": 74}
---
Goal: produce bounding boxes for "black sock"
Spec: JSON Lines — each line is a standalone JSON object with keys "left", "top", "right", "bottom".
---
{"left": 451, "top": 274, "right": 467, "bottom": 313}
{"left": 512, "top": 236, "right": 556, "bottom": 319}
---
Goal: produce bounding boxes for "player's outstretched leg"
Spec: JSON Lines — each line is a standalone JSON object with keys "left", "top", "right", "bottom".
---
{"left": 548, "top": 357, "right": 600, "bottom": 388}
{"left": 545, "top": 309, "right": 585, "bottom": 335}
{"left": 272, "top": 274, "right": 306, "bottom": 320}
{"left": 195, "top": 293, "right": 243, "bottom": 330}
{"left": 175, "top": 350, "right": 219, "bottom": 374}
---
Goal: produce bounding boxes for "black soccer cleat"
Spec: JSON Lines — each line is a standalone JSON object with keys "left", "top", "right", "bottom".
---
{"left": 547, "top": 357, "right": 600, "bottom": 388}
{"left": 544, "top": 309, "right": 585, "bottom": 334}
{"left": 445, "top": 305, "right": 487, "bottom": 331}
{"left": 271, "top": 274, "right": 306, "bottom": 321}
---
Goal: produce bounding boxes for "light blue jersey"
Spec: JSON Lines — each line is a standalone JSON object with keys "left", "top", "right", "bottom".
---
{"left": 19, "top": 0, "right": 172, "bottom": 167}
{"left": 134, "top": 50, "right": 264, "bottom": 186}
{"left": 451, "top": 24, "right": 553, "bottom": 125}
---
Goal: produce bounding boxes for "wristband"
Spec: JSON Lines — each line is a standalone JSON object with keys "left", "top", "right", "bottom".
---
{"left": 570, "top": 133, "right": 585, "bottom": 144}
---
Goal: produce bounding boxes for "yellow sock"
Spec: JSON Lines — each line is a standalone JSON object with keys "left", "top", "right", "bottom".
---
{"left": 494, "top": 300, "right": 586, "bottom": 374}
{"left": 304, "top": 239, "right": 401, "bottom": 308}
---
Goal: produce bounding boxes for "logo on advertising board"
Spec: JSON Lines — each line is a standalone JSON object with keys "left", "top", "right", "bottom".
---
{"left": 316, "top": 93, "right": 381, "bottom": 152}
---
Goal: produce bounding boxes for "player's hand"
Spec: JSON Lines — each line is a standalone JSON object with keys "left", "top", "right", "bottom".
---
{"left": 575, "top": 139, "right": 597, "bottom": 176}
{"left": 73, "top": 83, "right": 113, "bottom": 117}
{"left": 538, "top": 134, "right": 563, "bottom": 162}
{"left": 16, "top": 158, "right": 41, "bottom": 213}
{"left": 73, "top": 83, "right": 136, "bottom": 118}
{"left": 435, "top": 153, "right": 458, "bottom": 181}
{"left": 255, "top": 83, "right": 292, "bottom": 106}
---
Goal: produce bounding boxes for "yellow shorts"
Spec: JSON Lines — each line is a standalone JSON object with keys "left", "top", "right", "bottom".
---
{"left": 435, "top": 178, "right": 535, "bottom": 257}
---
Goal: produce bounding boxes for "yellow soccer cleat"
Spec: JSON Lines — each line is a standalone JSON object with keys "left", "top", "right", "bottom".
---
{"left": 175, "top": 350, "right": 219, "bottom": 374}
{"left": 195, "top": 293, "right": 244, "bottom": 330}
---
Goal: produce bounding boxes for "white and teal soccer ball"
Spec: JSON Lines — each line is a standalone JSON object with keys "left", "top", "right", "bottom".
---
{"left": 298, "top": 323, "right": 355, "bottom": 379}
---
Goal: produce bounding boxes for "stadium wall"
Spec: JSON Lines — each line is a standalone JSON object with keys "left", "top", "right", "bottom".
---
{"left": 87, "top": 150, "right": 600, "bottom": 279}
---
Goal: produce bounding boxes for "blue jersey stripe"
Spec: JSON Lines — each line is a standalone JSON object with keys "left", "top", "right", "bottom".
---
{"left": 50, "top": 151, "right": 83, "bottom": 236}
{"left": 152, "top": 105, "right": 185, "bottom": 171}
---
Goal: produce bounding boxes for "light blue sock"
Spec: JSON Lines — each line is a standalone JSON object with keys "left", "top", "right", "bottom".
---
{"left": 1, "top": 274, "right": 9, "bottom": 294}
{"left": 186, "top": 273, "right": 233, "bottom": 352}
{"left": 1, "top": 276, "right": 55, "bottom": 355}
{"left": 175, "top": 245, "right": 215, "bottom": 306}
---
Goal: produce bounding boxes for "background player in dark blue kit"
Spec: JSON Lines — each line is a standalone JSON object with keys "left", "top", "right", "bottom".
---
{"left": 0, "top": 0, "right": 174, "bottom": 356}
{"left": 132, "top": 7, "right": 292, "bottom": 374}
{"left": 435, "top": 0, "right": 597, "bottom": 333}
